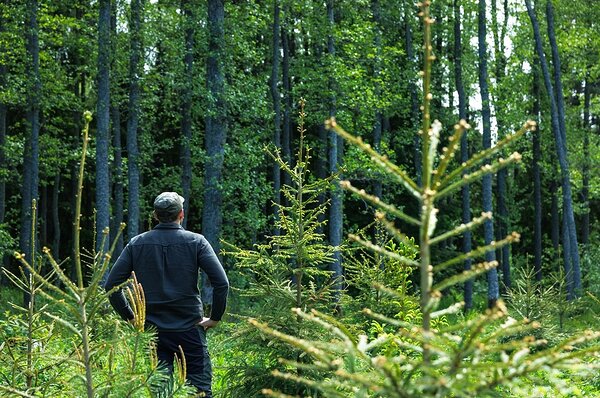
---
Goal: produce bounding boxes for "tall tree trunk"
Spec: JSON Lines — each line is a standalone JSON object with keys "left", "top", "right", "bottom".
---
{"left": 315, "top": 43, "right": 327, "bottom": 234}
{"left": 371, "top": 0, "right": 383, "bottom": 201}
{"left": 550, "top": 177, "right": 560, "bottom": 255}
{"left": 0, "top": 11, "right": 6, "bottom": 235}
{"left": 21, "top": 0, "right": 41, "bottom": 306}
{"left": 491, "top": 0, "right": 511, "bottom": 291}
{"left": 40, "top": 185, "right": 47, "bottom": 248}
{"left": 496, "top": 166, "right": 509, "bottom": 289}
{"left": 561, "top": 212, "right": 574, "bottom": 299}
{"left": 454, "top": 0, "right": 472, "bottom": 310}
{"left": 110, "top": 0, "right": 124, "bottom": 256}
{"left": 0, "top": 60, "right": 6, "bottom": 230}
{"left": 327, "top": 0, "right": 343, "bottom": 306}
{"left": 404, "top": 12, "right": 421, "bottom": 186}
{"left": 580, "top": 77, "right": 590, "bottom": 247}
{"left": 281, "top": 7, "right": 292, "bottom": 191}
{"left": 525, "top": 0, "right": 580, "bottom": 297}
{"left": 96, "top": 0, "right": 111, "bottom": 254}
{"left": 316, "top": 122, "right": 327, "bottom": 234}
{"left": 202, "top": 0, "right": 227, "bottom": 305}
{"left": 127, "top": 0, "right": 143, "bottom": 240}
{"left": 532, "top": 59, "right": 543, "bottom": 282}
{"left": 180, "top": 0, "right": 194, "bottom": 229}
{"left": 52, "top": 174, "right": 61, "bottom": 259}
{"left": 478, "top": 0, "right": 499, "bottom": 307}
{"left": 270, "top": 0, "right": 282, "bottom": 236}
{"left": 546, "top": 0, "right": 581, "bottom": 292}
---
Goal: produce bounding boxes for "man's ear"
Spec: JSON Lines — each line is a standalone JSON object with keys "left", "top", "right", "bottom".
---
{"left": 152, "top": 210, "right": 159, "bottom": 221}
{"left": 179, "top": 209, "right": 185, "bottom": 220}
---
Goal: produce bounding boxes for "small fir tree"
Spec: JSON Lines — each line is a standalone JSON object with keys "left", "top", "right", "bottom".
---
{"left": 221, "top": 100, "right": 339, "bottom": 397}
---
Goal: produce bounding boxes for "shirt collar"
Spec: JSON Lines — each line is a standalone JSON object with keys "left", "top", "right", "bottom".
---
{"left": 154, "top": 223, "right": 183, "bottom": 230}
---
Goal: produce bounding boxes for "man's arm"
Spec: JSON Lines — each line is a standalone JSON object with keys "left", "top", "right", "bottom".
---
{"left": 198, "top": 237, "right": 229, "bottom": 321}
{"left": 104, "top": 245, "right": 135, "bottom": 321}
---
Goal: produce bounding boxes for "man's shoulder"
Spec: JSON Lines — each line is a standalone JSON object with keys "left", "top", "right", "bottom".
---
{"left": 180, "top": 229, "right": 207, "bottom": 242}
{"left": 127, "top": 228, "right": 207, "bottom": 247}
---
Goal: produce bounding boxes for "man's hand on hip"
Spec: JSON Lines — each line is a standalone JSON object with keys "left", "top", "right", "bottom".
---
{"left": 199, "top": 317, "right": 219, "bottom": 331}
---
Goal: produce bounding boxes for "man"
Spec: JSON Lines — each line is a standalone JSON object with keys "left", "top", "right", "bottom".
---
{"left": 104, "top": 192, "right": 229, "bottom": 397}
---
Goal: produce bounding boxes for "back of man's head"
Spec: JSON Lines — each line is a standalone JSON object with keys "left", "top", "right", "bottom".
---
{"left": 153, "top": 192, "right": 185, "bottom": 223}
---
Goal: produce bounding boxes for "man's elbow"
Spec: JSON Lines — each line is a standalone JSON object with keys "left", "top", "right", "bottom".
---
{"left": 215, "top": 276, "right": 230, "bottom": 292}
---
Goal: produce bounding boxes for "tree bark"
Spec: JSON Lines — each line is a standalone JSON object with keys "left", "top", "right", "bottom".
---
{"left": 371, "top": 0, "right": 383, "bottom": 201}
{"left": 581, "top": 77, "right": 590, "bottom": 246}
{"left": 40, "top": 184, "right": 47, "bottom": 249}
{"left": 546, "top": 0, "right": 581, "bottom": 292}
{"left": 110, "top": 0, "right": 124, "bottom": 256}
{"left": 550, "top": 177, "right": 560, "bottom": 254}
{"left": 0, "top": 11, "right": 6, "bottom": 232}
{"left": 453, "top": 0, "right": 473, "bottom": 310}
{"left": 281, "top": 8, "right": 292, "bottom": 191}
{"left": 202, "top": 0, "right": 227, "bottom": 304}
{"left": 327, "top": 0, "right": 343, "bottom": 306}
{"left": 180, "top": 0, "right": 194, "bottom": 229}
{"left": 20, "top": 0, "right": 41, "bottom": 284}
{"left": 525, "top": 0, "right": 580, "bottom": 296}
{"left": 491, "top": 0, "right": 510, "bottom": 291}
{"left": 52, "top": 174, "right": 61, "bottom": 259}
{"left": 532, "top": 59, "right": 543, "bottom": 282}
{"left": 478, "top": 0, "right": 499, "bottom": 307}
{"left": 562, "top": 212, "right": 574, "bottom": 299}
{"left": 127, "top": 0, "right": 143, "bottom": 240}
{"left": 96, "top": 0, "right": 111, "bottom": 254}
{"left": 0, "top": 63, "right": 6, "bottom": 228}
{"left": 270, "top": 0, "right": 282, "bottom": 236}
{"left": 404, "top": 12, "right": 421, "bottom": 187}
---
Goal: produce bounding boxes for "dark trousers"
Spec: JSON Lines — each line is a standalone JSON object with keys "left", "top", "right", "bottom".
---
{"left": 157, "top": 326, "right": 212, "bottom": 397}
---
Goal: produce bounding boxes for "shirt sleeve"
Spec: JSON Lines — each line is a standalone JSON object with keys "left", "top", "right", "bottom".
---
{"left": 198, "top": 237, "right": 229, "bottom": 321}
{"left": 104, "top": 244, "right": 135, "bottom": 321}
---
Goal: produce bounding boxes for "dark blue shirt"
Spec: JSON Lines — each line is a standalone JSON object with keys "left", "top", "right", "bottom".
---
{"left": 104, "top": 223, "right": 229, "bottom": 331}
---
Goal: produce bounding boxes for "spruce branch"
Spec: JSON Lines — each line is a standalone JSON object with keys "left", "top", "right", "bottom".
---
{"left": 436, "top": 151, "right": 523, "bottom": 200}
{"left": 438, "top": 120, "right": 535, "bottom": 189}
{"left": 425, "top": 120, "right": 443, "bottom": 181}
{"left": 74, "top": 111, "right": 93, "bottom": 290}
{"left": 268, "top": 370, "right": 347, "bottom": 397}
{"left": 173, "top": 345, "right": 187, "bottom": 385}
{"left": 431, "top": 120, "right": 469, "bottom": 187}
{"left": 374, "top": 212, "right": 419, "bottom": 254}
{"left": 15, "top": 251, "right": 79, "bottom": 302}
{"left": 125, "top": 271, "right": 146, "bottom": 332}
{"left": 261, "top": 389, "right": 302, "bottom": 398}
{"left": 40, "top": 247, "right": 79, "bottom": 298}
{"left": 1, "top": 265, "right": 30, "bottom": 292}
{"left": 340, "top": 180, "right": 420, "bottom": 226}
{"left": 249, "top": 318, "right": 333, "bottom": 363}
{"left": 418, "top": 0, "right": 435, "bottom": 191}
{"left": 429, "top": 211, "right": 492, "bottom": 245}
{"left": 430, "top": 301, "right": 464, "bottom": 319}
{"left": 0, "top": 386, "right": 36, "bottom": 398}
{"left": 348, "top": 234, "right": 418, "bottom": 267}
{"left": 446, "top": 312, "right": 507, "bottom": 377}
{"left": 326, "top": 118, "right": 421, "bottom": 199}
{"left": 300, "top": 308, "right": 356, "bottom": 347}
{"left": 432, "top": 260, "right": 499, "bottom": 292}
{"left": 434, "top": 232, "right": 520, "bottom": 272}
{"left": 361, "top": 308, "right": 415, "bottom": 332}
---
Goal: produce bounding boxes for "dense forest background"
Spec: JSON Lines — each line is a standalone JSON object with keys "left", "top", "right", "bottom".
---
{"left": 0, "top": 0, "right": 599, "bottom": 395}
